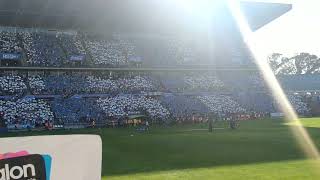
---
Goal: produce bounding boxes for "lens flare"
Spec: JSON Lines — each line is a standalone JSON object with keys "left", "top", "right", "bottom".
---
{"left": 227, "top": 0, "right": 320, "bottom": 160}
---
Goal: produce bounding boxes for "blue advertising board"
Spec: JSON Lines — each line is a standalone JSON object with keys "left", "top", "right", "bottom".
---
{"left": 0, "top": 53, "right": 21, "bottom": 60}
{"left": 70, "top": 55, "right": 85, "bottom": 61}
{"left": 129, "top": 56, "right": 142, "bottom": 63}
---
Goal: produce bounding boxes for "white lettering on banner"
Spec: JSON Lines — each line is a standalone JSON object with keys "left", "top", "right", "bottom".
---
{"left": 70, "top": 55, "right": 84, "bottom": 61}
{"left": 1, "top": 54, "right": 20, "bottom": 60}
{"left": 0, "top": 164, "right": 35, "bottom": 180}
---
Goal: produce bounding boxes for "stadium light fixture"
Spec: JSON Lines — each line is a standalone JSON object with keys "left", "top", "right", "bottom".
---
{"left": 227, "top": 0, "right": 320, "bottom": 162}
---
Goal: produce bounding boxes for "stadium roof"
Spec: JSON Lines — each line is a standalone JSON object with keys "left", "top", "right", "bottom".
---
{"left": 0, "top": 0, "right": 291, "bottom": 33}
{"left": 240, "top": 1, "right": 292, "bottom": 31}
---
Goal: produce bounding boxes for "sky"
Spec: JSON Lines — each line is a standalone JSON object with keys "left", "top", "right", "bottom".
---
{"left": 250, "top": 0, "right": 320, "bottom": 58}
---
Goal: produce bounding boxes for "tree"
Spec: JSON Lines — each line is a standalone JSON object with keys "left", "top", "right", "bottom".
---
{"left": 268, "top": 53, "right": 320, "bottom": 75}
{"left": 291, "top": 53, "right": 320, "bottom": 74}
{"left": 268, "top": 53, "right": 295, "bottom": 75}
{"left": 268, "top": 53, "right": 283, "bottom": 73}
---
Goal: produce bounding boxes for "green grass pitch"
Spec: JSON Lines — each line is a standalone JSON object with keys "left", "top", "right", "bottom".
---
{"left": 1, "top": 118, "right": 320, "bottom": 179}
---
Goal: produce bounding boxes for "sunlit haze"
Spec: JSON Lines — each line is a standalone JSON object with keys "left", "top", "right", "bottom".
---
{"left": 228, "top": 0, "right": 320, "bottom": 161}
{"left": 251, "top": 0, "right": 320, "bottom": 58}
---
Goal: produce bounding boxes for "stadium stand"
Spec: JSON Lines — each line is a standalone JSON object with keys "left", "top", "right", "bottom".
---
{"left": 197, "top": 95, "right": 247, "bottom": 115}
{"left": 0, "top": 68, "right": 315, "bottom": 130}
{"left": 133, "top": 36, "right": 197, "bottom": 67}
{"left": 160, "top": 94, "right": 209, "bottom": 118}
{"left": 57, "top": 32, "right": 86, "bottom": 56}
{"left": 248, "top": 73, "right": 266, "bottom": 90}
{"left": 184, "top": 73, "right": 225, "bottom": 91}
{"left": 0, "top": 27, "right": 315, "bottom": 130}
{"left": 51, "top": 97, "right": 104, "bottom": 126}
{"left": 57, "top": 32, "right": 87, "bottom": 66}
{"left": 0, "top": 28, "right": 224, "bottom": 68}
{"left": 28, "top": 75, "right": 47, "bottom": 95}
{"left": 233, "top": 92, "right": 275, "bottom": 113}
{"left": 0, "top": 75, "right": 27, "bottom": 96}
{"left": 26, "top": 73, "right": 159, "bottom": 95}
{"left": 84, "top": 34, "right": 136, "bottom": 67}
{"left": 21, "top": 32, "right": 65, "bottom": 67}
{"left": 285, "top": 93, "right": 310, "bottom": 115}
{"left": 97, "top": 94, "right": 170, "bottom": 121}
{"left": 278, "top": 74, "right": 320, "bottom": 91}
{"left": 0, "top": 97, "right": 54, "bottom": 129}
{"left": 0, "top": 31, "right": 21, "bottom": 53}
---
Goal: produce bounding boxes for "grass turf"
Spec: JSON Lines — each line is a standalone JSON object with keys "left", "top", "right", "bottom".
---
{"left": 1, "top": 118, "right": 320, "bottom": 179}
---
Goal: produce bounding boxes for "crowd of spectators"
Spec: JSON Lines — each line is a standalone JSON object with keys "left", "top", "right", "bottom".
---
{"left": 0, "top": 30, "right": 245, "bottom": 68}
{"left": 97, "top": 95, "right": 170, "bottom": 120}
{"left": 26, "top": 74, "right": 158, "bottom": 95}
{"left": 117, "top": 75, "right": 157, "bottom": 92}
{"left": 248, "top": 73, "right": 266, "bottom": 90}
{"left": 161, "top": 95, "right": 209, "bottom": 118}
{"left": 0, "top": 75, "right": 27, "bottom": 95}
{"left": 28, "top": 75, "right": 46, "bottom": 95}
{"left": 0, "top": 29, "right": 258, "bottom": 68}
{"left": 21, "top": 32, "right": 65, "bottom": 67}
{"left": 51, "top": 97, "right": 104, "bottom": 125}
{"left": 86, "top": 75, "right": 118, "bottom": 93}
{"left": 234, "top": 92, "right": 275, "bottom": 113}
{"left": 114, "top": 34, "right": 137, "bottom": 60}
{"left": 184, "top": 74, "right": 225, "bottom": 91}
{"left": 0, "top": 28, "right": 319, "bottom": 131}
{"left": 0, "top": 73, "right": 315, "bottom": 129}
{"left": 197, "top": 95, "right": 247, "bottom": 115}
{"left": 57, "top": 33, "right": 86, "bottom": 56}
{"left": 44, "top": 74, "right": 88, "bottom": 95}
{"left": 138, "top": 37, "right": 196, "bottom": 67}
{"left": 0, "top": 31, "right": 21, "bottom": 53}
{"left": 85, "top": 35, "right": 136, "bottom": 66}
{"left": 285, "top": 93, "right": 310, "bottom": 114}
{"left": 0, "top": 97, "right": 54, "bottom": 129}
{"left": 57, "top": 32, "right": 87, "bottom": 66}
{"left": 86, "top": 75, "right": 157, "bottom": 93}
{"left": 166, "top": 38, "right": 195, "bottom": 65}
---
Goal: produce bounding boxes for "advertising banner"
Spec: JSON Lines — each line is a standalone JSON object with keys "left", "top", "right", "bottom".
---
{"left": 70, "top": 55, "right": 85, "bottom": 61}
{"left": 0, "top": 135, "right": 102, "bottom": 180}
{"left": 0, "top": 53, "right": 21, "bottom": 60}
{"left": 271, "top": 112, "right": 285, "bottom": 118}
{"left": 128, "top": 56, "right": 142, "bottom": 63}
